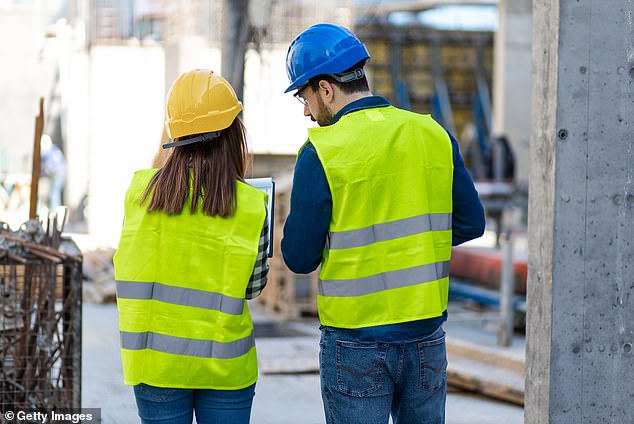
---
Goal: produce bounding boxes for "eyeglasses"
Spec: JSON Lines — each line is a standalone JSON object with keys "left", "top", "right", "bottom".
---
{"left": 294, "top": 85, "right": 312, "bottom": 106}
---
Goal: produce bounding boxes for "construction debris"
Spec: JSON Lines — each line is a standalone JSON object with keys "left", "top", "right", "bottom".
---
{"left": 0, "top": 216, "right": 82, "bottom": 411}
{"left": 81, "top": 247, "right": 116, "bottom": 304}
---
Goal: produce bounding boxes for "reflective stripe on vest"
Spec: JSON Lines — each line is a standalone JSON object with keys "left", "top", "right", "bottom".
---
{"left": 120, "top": 331, "right": 255, "bottom": 359}
{"left": 319, "top": 261, "right": 450, "bottom": 297}
{"left": 113, "top": 169, "right": 266, "bottom": 389}
{"left": 328, "top": 212, "right": 451, "bottom": 250}
{"left": 309, "top": 106, "right": 454, "bottom": 329}
{"left": 116, "top": 281, "right": 245, "bottom": 315}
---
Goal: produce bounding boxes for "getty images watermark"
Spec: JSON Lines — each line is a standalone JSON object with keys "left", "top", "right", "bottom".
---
{"left": 1, "top": 409, "right": 101, "bottom": 423}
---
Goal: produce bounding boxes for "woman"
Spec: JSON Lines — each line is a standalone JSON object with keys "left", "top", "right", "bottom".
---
{"left": 113, "top": 69, "right": 269, "bottom": 424}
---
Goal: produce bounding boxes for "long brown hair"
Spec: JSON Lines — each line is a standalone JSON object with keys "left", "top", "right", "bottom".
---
{"left": 141, "top": 118, "right": 249, "bottom": 217}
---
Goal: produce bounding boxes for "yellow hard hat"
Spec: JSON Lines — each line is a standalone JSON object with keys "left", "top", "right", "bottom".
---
{"left": 165, "top": 69, "right": 242, "bottom": 140}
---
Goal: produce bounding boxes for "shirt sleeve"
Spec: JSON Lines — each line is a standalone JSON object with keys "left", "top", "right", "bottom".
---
{"left": 281, "top": 143, "right": 332, "bottom": 274}
{"left": 246, "top": 208, "right": 269, "bottom": 299}
{"left": 449, "top": 131, "right": 486, "bottom": 245}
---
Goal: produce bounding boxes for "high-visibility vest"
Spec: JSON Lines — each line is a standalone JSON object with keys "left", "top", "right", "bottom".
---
{"left": 308, "top": 106, "right": 454, "bottom": 329}
{"left": 113, "top": 169, "right": 266, "bottom": 389}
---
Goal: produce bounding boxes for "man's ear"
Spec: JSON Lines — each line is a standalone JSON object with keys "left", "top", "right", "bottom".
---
{"left": 319, "top": 80, "right": 335, "bottom": 102}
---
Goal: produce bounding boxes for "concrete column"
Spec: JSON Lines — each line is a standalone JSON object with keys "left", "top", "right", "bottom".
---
{"left": 526, "top": 1, "right": 634, "bottom": 423}
{"left": 492, "top": 0, "right": 532, "bottom": 183}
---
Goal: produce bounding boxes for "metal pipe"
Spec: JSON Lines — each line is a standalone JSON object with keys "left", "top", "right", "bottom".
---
{"left": 497, "top": 232, "right": 514, "bottom": 347}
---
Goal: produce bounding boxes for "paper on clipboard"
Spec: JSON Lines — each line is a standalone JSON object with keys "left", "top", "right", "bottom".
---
{"left": 246, "top": 177, "right": 275, "bottom": 257}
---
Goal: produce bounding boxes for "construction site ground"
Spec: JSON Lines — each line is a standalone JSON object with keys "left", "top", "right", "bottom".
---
{"left": 82, "top": 300, "right": 525, "bottom": 424}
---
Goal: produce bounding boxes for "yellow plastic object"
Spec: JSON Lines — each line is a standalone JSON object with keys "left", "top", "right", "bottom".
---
{"left": 165, "top": 69, "right": 242, "bottom": 139}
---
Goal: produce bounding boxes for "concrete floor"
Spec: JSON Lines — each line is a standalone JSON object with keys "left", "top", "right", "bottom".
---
{"left": 82, "top": 303, "right": 524, "bottom": 424}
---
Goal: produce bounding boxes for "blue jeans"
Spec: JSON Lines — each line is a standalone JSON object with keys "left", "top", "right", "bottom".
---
{"left": 133, "top": 383, "right": 256, "bottom": 424}
{"left": 320, "top": 325, "right": 447, "bottom": 424}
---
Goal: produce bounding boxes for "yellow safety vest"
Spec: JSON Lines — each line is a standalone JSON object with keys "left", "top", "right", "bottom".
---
{"left": 308, "top": 106, "right": 453, "bottom": 328}
{"left": 113, "top": 169, "right": 266, "bottom": 389}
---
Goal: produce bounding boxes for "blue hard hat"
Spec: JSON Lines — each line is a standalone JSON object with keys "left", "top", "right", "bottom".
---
{"left": 284, "top": 23, "right": 370, "bottom": 93}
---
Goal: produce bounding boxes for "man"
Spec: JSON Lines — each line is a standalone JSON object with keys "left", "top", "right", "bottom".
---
{"left": 281, "top": 24, "right": 485, "bottom": 424}
{"left": 40, "top": 134, "right": 67, "bottom": 210}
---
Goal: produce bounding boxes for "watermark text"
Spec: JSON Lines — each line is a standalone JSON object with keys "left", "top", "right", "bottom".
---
{"left": 2, "top": 409, "right": 101, "bottom": 423}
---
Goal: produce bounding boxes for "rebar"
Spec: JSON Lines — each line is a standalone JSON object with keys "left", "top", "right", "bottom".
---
{"left": 0, "top": 217, "right": 82, "bottom": 411}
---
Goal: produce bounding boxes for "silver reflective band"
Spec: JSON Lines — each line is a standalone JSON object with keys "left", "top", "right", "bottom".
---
{"left": 328, "top": 213, "right": 451, "bottom": 250}
{"left": 319, "top": 260, "right": 450, "bottom": 297}
{"left": 116, "top": 281, "right": 244, "bottom": 315}
{"left": 120, "top": 331, "right": 255, "bottom": 359}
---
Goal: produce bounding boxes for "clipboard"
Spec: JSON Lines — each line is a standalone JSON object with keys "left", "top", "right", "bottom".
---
{"left": 246, "top": 178, "right": 275, "bottom": 257}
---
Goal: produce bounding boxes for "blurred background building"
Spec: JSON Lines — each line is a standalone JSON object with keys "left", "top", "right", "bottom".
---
{"left": 0, "top": 0, "right": 531, "bottom": 248}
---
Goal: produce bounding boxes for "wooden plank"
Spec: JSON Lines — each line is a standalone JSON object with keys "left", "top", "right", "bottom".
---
{"left": 29, "top": 98, "right": 44, "bottom": 220}
{"left": 447, "top": 337, "right": 524, "bottom": 375}
{"left": 447, "top": 355, "right": 524, "bottom": 406}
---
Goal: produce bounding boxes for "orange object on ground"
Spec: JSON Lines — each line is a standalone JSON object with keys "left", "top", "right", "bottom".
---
{"left": 450, "top": 246, "right": 527, "bottom": 295}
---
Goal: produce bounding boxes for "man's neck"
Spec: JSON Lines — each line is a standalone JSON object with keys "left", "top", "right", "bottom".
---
{"left": 331, "top": 90, "right": 373, "bottom": 117}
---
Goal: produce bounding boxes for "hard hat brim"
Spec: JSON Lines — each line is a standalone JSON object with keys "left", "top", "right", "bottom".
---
{"left": 166, "top": 103, "right": 242, "bottom": 140}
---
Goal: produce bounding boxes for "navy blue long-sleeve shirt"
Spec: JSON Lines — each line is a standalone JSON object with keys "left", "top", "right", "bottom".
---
{"left": 281, "top": 96, "right": 485, "bottom": 336}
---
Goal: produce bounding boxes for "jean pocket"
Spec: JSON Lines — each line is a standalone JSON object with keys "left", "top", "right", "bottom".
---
{"left": 417, "top": 334, "right": 447, "bottom": 393}
{"left": 134, "top": 383, "right": 180, "bottom": 402}
{"left": 335, "top": 340, "right": 387, "bottom": 397}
